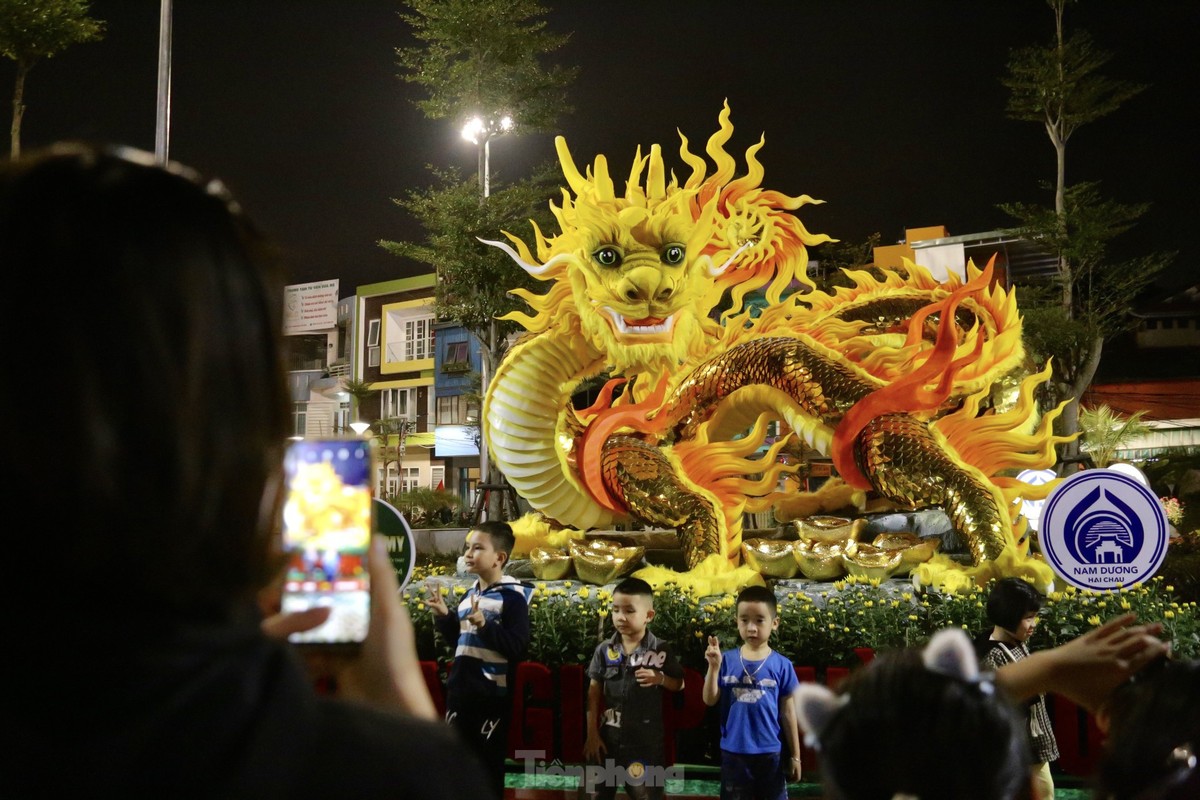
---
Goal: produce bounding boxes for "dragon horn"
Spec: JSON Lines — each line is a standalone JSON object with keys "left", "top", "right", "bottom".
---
{"left": 555, "top": 136, "right": 590, "bottom": 198}
{"left": 646, "top": 143, "right": 666, "bottom": 201}
{"left": 478, "top": 237, "right": 572, "bottom": 276}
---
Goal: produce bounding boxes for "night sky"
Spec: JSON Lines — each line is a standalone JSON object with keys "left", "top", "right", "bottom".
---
{"left": 5, "top": 1, "right": 1197, "bottom": 297}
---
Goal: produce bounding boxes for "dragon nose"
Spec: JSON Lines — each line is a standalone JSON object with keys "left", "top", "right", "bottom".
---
{"left": 620, "top": 266, "right": 674, "bottom": 304}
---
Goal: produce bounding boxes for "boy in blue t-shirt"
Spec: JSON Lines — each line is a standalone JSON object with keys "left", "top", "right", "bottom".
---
{"left": 702, "top": 585, "right": 801, "bottom": 800}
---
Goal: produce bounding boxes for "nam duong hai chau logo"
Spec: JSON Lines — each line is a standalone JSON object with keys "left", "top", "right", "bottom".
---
{"left": 1040, "top": 469, "right": 1168, "bottom": 591}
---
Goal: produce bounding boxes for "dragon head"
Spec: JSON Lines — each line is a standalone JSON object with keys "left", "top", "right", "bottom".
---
{"left": 494, "top": 102, "right": 830, "bottom": 384}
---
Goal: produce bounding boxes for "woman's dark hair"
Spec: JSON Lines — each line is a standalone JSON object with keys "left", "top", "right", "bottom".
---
{"left": 986, "top": 577, "right": 1045, "bottom": 632}
{"left": 817, "top": 648, "right": 1030, "bottom": 800}
{"left": 1, "top": 144, "right": 290, "bottom": 624}
{"left": 1097, "top": 658, "right": 1199, "bottom": 800}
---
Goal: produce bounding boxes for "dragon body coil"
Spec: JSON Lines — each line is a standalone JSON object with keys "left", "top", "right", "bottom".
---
{"left": 482, "top": 104, "right": 1069, "bottom": 591}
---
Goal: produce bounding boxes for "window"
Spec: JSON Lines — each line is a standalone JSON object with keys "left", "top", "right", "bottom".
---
{"left": 382, "top": 387, "right": 414, "bottom": 419}
{"left": 444, "top": 340, "right": 470, "bottom": 372}
{"left": 367, "top": 318, "right": 380, "bottom": 347}
{"left": 402, "top": 467, "right": 420, "bottom": 493}
{"left": 368, "top": 346, "right": 380, "bottom": 367}
{"left": 404, "top": 318, "right": 432, "bottom": 360}
{"left": 292, "top": 403, "right": 306, "bottom": 437}
{"left": 284, "top": 334, "right": 328, "bottom": 371}
{"left": 437, "top": 394, "right": 478, "bottom": 425}
{"left": 383, "top": 308, "right": 434, "bottom": 365}
{"left": 431, "top": 466, "right": 445, "bottom": 491}
{"left": 437, "top": 396, "right": 455, "bottom": 425}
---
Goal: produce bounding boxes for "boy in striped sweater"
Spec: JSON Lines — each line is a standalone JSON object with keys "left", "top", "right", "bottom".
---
{"left": 428, "top": 520, "right": 532, "bottom": 799}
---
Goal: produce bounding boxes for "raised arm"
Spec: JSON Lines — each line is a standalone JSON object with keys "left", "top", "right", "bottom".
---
{"left": 476, "top": 590, "right": 531, "bottom": 661}
{"left": 702, "top": 636, "right": 722, "bottom": 707}
{"left": 994, "top": 613, "right": 1169, "bottom": 713}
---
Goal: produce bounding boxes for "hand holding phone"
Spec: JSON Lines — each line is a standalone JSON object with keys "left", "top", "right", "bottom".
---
{"left": 266, "top": 535, "right": 438, "bottom": 720}
{"left": 279, "top": 438, "right": 374, "bottom": 647}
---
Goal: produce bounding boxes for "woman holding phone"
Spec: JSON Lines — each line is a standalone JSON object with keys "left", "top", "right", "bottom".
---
{"left": 3, "top": 143, "right": 489, "bottom": 797}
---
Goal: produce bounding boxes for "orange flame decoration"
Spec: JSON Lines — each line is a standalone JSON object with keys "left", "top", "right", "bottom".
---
{"left": 576, "top": 376, "right": 671, "bottom": 514}
{"left": 831, "top": 261, "right": 995, "bottom": 488}
{"left": 673, "top": 414, "right": 801, "bottom": 562}
{"left": 481, "top": 104, "right": 1066, "bottom": 592}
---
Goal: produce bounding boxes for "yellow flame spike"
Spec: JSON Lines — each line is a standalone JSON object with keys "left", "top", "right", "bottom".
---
{"left": 678, "top": 130, "right": 708, "bottom": 189}
{"left": 625, "top": 145, "right": 646, "bottom": 201}
{"left": 646, "top": 143, "right": 666, "bottom": 201}
{"left": 705, "top": 100, "right": 737, "bottom": 185}
{"left": 592, "top": 154, "right": 615, "bottom": 202}
{"left": 531, "top": 220, "right": 551, "bottom": 262}
{"left": 554, "top": 136, "right": 590, "bottom": 198}
{"left": 726, "top": 135, "right": 767, "bottom": 196}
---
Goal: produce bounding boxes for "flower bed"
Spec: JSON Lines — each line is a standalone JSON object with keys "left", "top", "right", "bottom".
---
{"left": 404, "top": 571, "right": 1199, "bottom": 671}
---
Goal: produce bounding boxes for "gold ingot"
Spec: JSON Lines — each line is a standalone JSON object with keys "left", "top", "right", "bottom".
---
{"left": 568, "top": 539, "right": 645, "bottom": 585}
{"left": 529, "top": 546, "right": 572, "bottom": 581}
{"left": 870, "top": 532, "right": 941, "bottom": 574}
{"left": 842, "top": 540, "right": 904, "bottom": 581}
{"left": 792, "top": 539, "right": 849, "bottom": 581}
{"left": 794, "top": 515, "right": 863, "bottom": 545}
{"left": 741, "top": 538, "right": 799, "bottom": 579}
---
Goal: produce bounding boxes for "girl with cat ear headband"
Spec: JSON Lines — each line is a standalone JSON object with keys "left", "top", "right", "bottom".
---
{"left": 797, "top": 616, "right": 1170, "bottom": 800}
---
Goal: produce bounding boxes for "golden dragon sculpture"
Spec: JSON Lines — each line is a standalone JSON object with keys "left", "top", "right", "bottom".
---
{"left": 482, "top": 104, "right": 1069, "bottom": 593}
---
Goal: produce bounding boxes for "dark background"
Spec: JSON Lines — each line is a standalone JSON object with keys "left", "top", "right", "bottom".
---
{"left": 5, "top": 1, "right": 1196, "bottom": 297}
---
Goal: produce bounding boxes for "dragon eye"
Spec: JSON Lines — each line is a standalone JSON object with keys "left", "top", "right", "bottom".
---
{"left": 662, "top": 244, "right": 685, "bottom": 265}
{"left": 594, "top": 247, "right": 622, "bottom": 268}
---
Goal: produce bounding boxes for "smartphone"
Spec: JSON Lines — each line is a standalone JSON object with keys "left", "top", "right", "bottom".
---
{"left": 280, "top": 438, "right": 374, "bottom": 646}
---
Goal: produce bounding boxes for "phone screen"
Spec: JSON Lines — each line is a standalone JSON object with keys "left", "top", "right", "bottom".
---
{"left": 280, "top": 438, "right": 373, "bottom": 645}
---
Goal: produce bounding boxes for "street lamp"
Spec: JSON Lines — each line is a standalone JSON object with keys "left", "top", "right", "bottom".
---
{"left": 459, "top": 113, "right": 515, "bottom": 518}
{"left": 460, "top": 113, "right": 514, "bottom": 198}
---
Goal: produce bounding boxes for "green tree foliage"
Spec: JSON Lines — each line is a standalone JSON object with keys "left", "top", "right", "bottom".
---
{"left": 1078, "top": 404, "right": 1151, "bottom": 468}
{"left": 0, "top": 0, "right": 104, "bottom": 157}
{"left": 999, "top": 0, "right": 1174, "bottom": 463}
{"left": 1003, "top": 183, "right": 1173, "bottom": 406}
{"left": 396, "top": 0, "right": 577, "bottom": 133}
{"left": 390, "top": 1, "right": 578, "bottom": 504}
{"left": 379, "top": 163, "right": 561, "bottom": 367}
{"left": 388, "top": 487, "right": 462, "bottom": 528}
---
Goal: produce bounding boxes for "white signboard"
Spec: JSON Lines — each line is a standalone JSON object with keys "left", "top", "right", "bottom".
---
{"left": 284, "top": 279, "right": 339, "bottom": 334}
{"left": 1040, "top": 470, "right": 1168, "bottom": 591}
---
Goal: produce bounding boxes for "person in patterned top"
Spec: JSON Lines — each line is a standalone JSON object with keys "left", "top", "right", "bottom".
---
{"left": 976, "top": 577, "right": 1060, "bottom": 800}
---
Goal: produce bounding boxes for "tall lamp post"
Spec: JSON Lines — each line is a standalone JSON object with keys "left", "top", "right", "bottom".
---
{"left": 461, "top": 114, "right": 513, "bottom": 199}
{"left": 460, "top": 114, "right": 513, "bottom": 519}
{"left": 154, "top": 0, "right": 172, "bottom": 164}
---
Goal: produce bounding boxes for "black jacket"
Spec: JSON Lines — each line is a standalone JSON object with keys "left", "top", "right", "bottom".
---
{"left": 10, "top": 617, "right": 490, "bottom": 798}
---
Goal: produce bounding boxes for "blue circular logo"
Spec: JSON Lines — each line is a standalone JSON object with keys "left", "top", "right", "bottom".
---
{"left": 1040, "top": 470, "right": 1168, "bottom": 591}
